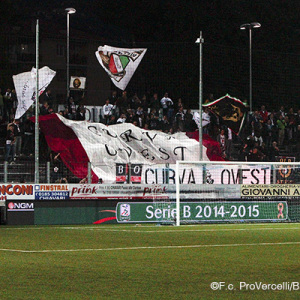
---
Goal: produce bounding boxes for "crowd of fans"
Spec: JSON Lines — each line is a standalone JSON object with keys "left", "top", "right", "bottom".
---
{"left": 1, "top": 87, "right": 300, "bottom": 168}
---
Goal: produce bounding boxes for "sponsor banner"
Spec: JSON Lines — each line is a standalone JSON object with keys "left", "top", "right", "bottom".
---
{"left": 69, "top": 184, "right": 169, "bottom": 200}
{"left": 116, "top": 201, "right": 288, "bottom": 223}
{"left": 69, "top": 184, "right": 240, "bottom": 200}
{"left": 7, "top": 201, "right": 34, "bottom": 211}
{"left": 34, "top": 184, "right": 69, "bottom": 200}
{"left": 0, "top": 184, "right": 34, "bottom": 200}
{"left": 241, "top": 184, "right": 300, "bottom": 198}
{"left": 142, "top": 164, "right": 271, "bottom": 185}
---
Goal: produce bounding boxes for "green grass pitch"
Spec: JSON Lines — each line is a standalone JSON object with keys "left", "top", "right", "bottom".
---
{"left": 0, "top": 223, "right": 299, "bottom": 299}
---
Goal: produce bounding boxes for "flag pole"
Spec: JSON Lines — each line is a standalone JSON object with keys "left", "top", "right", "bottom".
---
{"left": 196, "top": 31, "right": 204, "bottom": 160}
{"left": 35, "top": 19, "right": 39, "bottom": 183}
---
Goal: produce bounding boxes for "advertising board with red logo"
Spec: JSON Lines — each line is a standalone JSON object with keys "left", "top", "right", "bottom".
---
{"left": 69, "top": 184, "right": 169, "bottom": 200}
{"left": 0, "top": 184, "right": 34, "bottom": 200}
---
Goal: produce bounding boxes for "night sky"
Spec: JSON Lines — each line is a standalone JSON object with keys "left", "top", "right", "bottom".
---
{"left": 1, "top": 0, "right": 298, "bottom": 50}
{"left": 1, "top": 0, "right": 299, "bottom": 109}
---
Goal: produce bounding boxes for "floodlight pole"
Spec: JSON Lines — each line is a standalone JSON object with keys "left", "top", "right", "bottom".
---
{"left": 35, "top": 20, "right": 39, "bottom": 183}
{"left": 196, "top": 31, "right": 204, "bottom": 160}
{"left": 66, "top": 8, "right": 76, "bottom": 100}
{"left": 240, "top": 22, "right": 261, "bottom": 113}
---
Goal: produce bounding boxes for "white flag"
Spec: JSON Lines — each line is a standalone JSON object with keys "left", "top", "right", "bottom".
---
{"left": 193, "top": 111, "right": 210, "bottom": 128}
{"left": 13, "top": 66, "right": 56, "bottom": 119}
{"left": 70, "top": 76, "right": 86, "bottom": 89}
{"left": 95, "top": 45, "right": 147, "bottom": 90}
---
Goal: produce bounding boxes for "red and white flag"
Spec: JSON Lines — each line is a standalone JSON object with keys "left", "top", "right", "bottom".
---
{"left": 37, "top": 114, "right": 224, "bottom": 183}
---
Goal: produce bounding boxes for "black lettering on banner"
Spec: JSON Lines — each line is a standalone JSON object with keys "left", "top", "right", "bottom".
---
{"left": 241, "top": 168, "right": 250, "bottom": 184}
{"left": 173, "top": 146, "right": 186, "bottom": 160}
{"left": 251, "top": 169, "right": 260, "bottom": 184}
{"left": 105, "top": 144, "right": 117, "bottom": 156}
{"left": 168, "top": 169, "right": 175, "bottom": 184}
{"left": 145, "top": 169, "right": 155, "bottom": 184}
{"left": 88, "top": 125, "right": 102, "bottom": 136}
{"left": 188, "top": 169, "right": 196, "bottom": 184}
{"left": 142, "top": 132, "right": 157, "bottom": 142}
{"left": 141, "top": 149, "right": 155, "bottom": 161}
{"left": 231, "top": 169, "right": 239, "bottom": 184}
{"left": 116, "top": 163, "right": 128, "bottom": 183}
{"left": 221, "top": 169, "right": 230, "bottom": 184}
{"left": 101, "top": 128, "right": 117, "bottom": 138}
{"left": 159, "top": 148, "right": 170, "bottom": 160}
{"left": 130, "top": 164, "right": 142, "bottom": 184}
{"left": 120, "top": 129, "right": 142, "bottom": 142}
{"left": 123, "top": 147, "right": 133, "bottom": 158}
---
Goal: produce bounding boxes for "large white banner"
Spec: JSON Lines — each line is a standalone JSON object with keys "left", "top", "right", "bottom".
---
{"left": 141, "top": 164, "right": 271, "bottom": 185}
{"left": 13, "top": 66, "right": 56, "bottom": 119}
{"left": 95, "top": 45, "right": 147, "bottom": 90}
{"left": 59, "top": 116, "right": 202, "bottom": 182}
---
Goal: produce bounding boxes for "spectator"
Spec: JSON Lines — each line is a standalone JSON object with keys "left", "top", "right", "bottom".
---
{"left": 109, "top": 90, "right": 118, "bottom": 105}
{"left": 22, "top": 114, "right": 34, "bottom": 156}
{"left": 108, "top": 115, "right": 117, "bottom": 125}
{"left": 161, "top": 115, "right": 171, "bottom": 133}
{"left": 5, "top": 123, "right": 15, "bottom": 163}
{"left": 42, "top": 89, "right": 53, "bottom": 109}
{"left": 40, "top": 101, "right": 50, "bottom": 115}
{"left": 176, "top": 97, "right": 184, "bottom": 111}
{"left": 277, "top": 106, "right": 286, "bottom": 118}
{"left": 13, "top": 119, "right": 23, "bottom": 158}
{"left": 4, "top": 89, "right": 12, "bottom": 119}
{"left": 117, "top": 114, "right": 127, "bottom": 123}
{"left": 268, "top": 141, "right": 280, "bottom": 161}
{"left": 217, "top": 128, "right": 227, "bottom": 158}
{"left": 226, "top": 127, "right": 233, "bottom": 159}
{"left": 149, "top": 93, "right": 160, "bottom": 112}
{"left": 50, "top": 152, "right": 68, "bottom": 183}
{"left": 76, "top": 105, "right": 86, "bottom": 120}
{"left": 140, "top": 94, "right": 149, "bottom": 113}
{"left": 276, "top": 115, "right": 286, "bottom": 146}
{"left": 62, "top": 108, "right": 71, "bottom": 119}
{"left": 148, "top": 112, "right": 161, "bottom": 130}
{"left": 101, "top": 99, "right": 114, "bottom": 124}
{"left": 202, "top": 107, "right": 210, "bottom": 134}
{"left": 68, "top": 97, "right": 76, "bottom": 119}
{"left": 160, "top": 92, "right": 173, "bottom": 117}
{"left": 259, "top": 105, "right": 268, "bottom": 123}
{"left": 119, "top": 91, "right": 128, "bottom": 114}
{"left": 184, "top": 109, "right": 196, "bottom": 132}
{"left": 247, "top": 147, "right": 265, "bottom": 161}
{"left": 11, "top": 89, "right": 18, "bottom": 114}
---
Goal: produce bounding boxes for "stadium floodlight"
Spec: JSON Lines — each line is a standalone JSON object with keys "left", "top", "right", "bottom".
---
{"left": 65, "top": 8, "right": 76, "bottom": 99}
{"left": 240, "top": 22, "right": 261, "bottom": 113}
